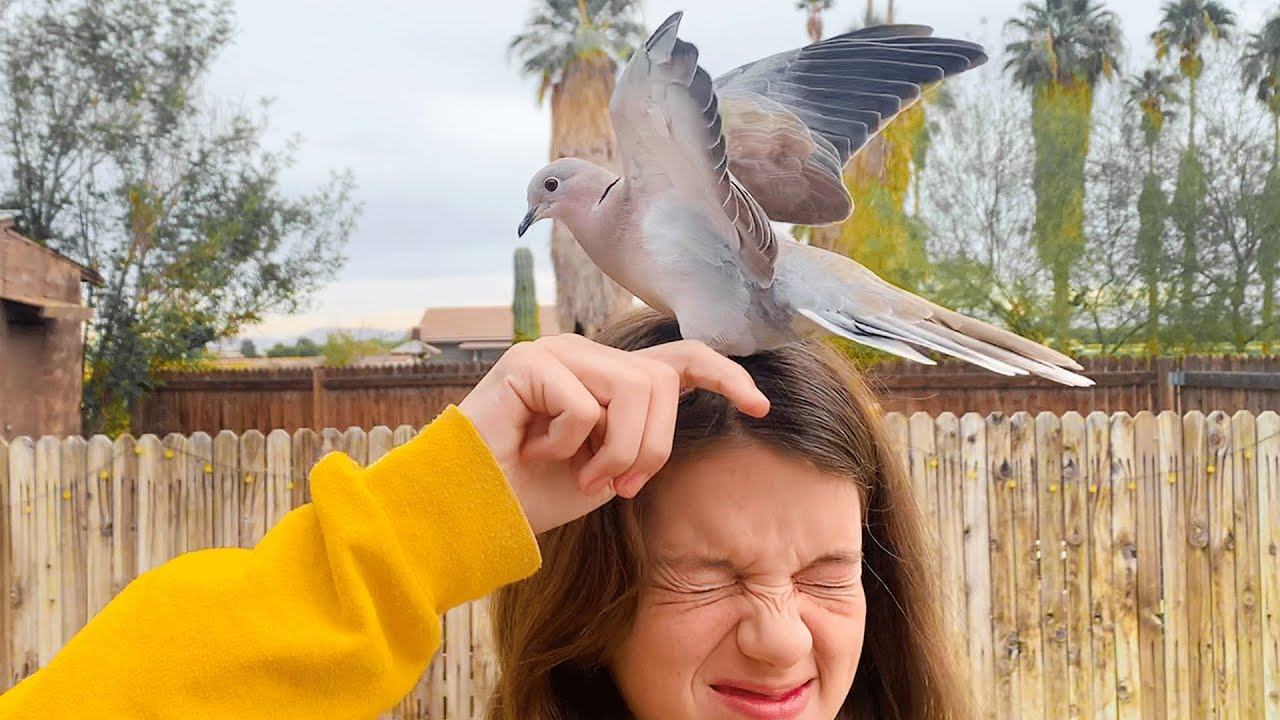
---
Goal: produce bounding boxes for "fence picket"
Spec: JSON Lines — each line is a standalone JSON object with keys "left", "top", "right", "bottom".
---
{"left": 1206, "top": 411, "right": 1240, "bottom": 718}
{"left": 7, "top": 437, "right": 36, "bottom": 683}
{"left": 908, "top": 412, "right": 939, "bottom": 575}
{"left": 1109, "top": 413, "right": 1142, "bottom": 720}
{"left": 110, "top": 436, "right": 138, "bottom": 595}
{"left": 961, "top": 412, "right": 994, "bottom": 718}
{"left": 34, "top": 436, "right": 62, "bottom": 663}
{"left": 239, "top": 430, "right": 267, "bottom": 548}
{"left": 985, "top": 413, "right": 1019, "bottom": 720}
{"left": 1010, "top": 412, "right": 1044, "bottom": 717}
{"left": 291, "top": 428, "right": 320, "bottom": 506}
{"left": 85, "top": 436, "right": 113, "bottom": 617}
{"left": 1085, "top": 411, "right": 1116, "bottom": 720}
{"left": 0, "top": 437, "right": 9, "bottom": 686}
{"left": 186, "top": 433, "right": 214, "bottom": 552}
{"left": 1228, "top": 411, "right": 1263, "bottom": 716}
{"left": 213, "top": 430, "right": 239, "bottom": 549}
{"left": 58, "top": 436, "right": 87, "bottom": 646}
{"left": 266, "top": 430, "right": 292, "bottom": 527}
{"left": 1183, "top": 411, "right": 1213, "bottom": 719}
{"left": 935, "top": 413, "right": 967, "bottom": 642}
{"left": 1062, "top": 412, "right": 1093, "bottom": 719}
{"left": 1158, "top": 410, "right": 1189, "bottom": 719}
{"left": 1258, "top": 411, "right": 1280, "bottom": 718}
{"left": 1034, "top": 413, "right": 1069, "bottom": 713}
{"left": 368, "top": 426, "right": 393, "bottom": 465}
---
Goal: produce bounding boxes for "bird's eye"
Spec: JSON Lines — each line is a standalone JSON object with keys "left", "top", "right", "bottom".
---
{"left": 543, "top": 177, "right": 559, "bottom": 192}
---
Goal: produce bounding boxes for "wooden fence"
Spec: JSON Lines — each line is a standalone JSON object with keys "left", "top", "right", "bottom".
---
{"left": 3, "top": 410, "right": 1279, "bottom": 718}
{"left": 129, "top": 355, "right": 1280, "bottom": 436}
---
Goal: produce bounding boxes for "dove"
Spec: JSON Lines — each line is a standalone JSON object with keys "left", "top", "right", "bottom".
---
{"left": 517, "top": 11, "right": 1093, "bottom": 387}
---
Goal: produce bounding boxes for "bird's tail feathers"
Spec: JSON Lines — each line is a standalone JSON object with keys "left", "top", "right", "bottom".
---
{"left": 797, "top": 309, "right": 936, "bottom": 365}
{"left": 796, "top": 305, "right": 1094, "bottom": 387}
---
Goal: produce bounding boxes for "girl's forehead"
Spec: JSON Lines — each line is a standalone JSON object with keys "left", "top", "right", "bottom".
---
{"left": 641, "top": 441, "right": 863, "bottom": 571}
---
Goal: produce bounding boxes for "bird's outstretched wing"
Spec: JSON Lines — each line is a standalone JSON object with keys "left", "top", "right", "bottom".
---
{"left": 714, "top": 26, "right": 987, "bottom": 225}
{"left": 610, "top": 11, "right": 778, "bottom": 286}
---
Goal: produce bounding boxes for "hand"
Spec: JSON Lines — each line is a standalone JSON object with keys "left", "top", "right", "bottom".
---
{"left": 457, "top": 334, "right": 769, "bottom": 534}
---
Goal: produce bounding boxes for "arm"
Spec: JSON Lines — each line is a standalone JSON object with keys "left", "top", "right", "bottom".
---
{"left": 0, "top": 407, "right": 541, "bottom": 719}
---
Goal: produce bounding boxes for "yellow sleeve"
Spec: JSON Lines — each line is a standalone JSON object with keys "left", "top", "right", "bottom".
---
{"left": 0, "top": 406, "right": 541, "bottom": 719}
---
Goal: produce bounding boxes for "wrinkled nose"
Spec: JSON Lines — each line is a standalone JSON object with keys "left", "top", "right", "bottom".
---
{"left": 735, "top": 591, "right": 813, "bottom": 668}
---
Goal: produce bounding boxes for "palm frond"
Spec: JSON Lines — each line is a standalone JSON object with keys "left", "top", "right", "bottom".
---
{"left": 507, "top": 0, "right": 644, "bottom": 102}
{"left": 1004, "top": 0, "right": 1123, "bottom": 89}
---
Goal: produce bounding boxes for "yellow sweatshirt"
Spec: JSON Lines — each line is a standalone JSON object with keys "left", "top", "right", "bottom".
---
{"left": 0, "top": 407, "right": 542, "bottom": 719}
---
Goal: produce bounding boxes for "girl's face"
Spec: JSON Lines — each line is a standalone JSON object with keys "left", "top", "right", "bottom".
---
{"left": 611, "top": 441, "right": 865, "bottom": 720}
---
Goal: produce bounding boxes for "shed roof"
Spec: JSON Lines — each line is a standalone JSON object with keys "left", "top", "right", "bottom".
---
{"left": 0, "top": 217, "right": 103, "bottom": 285}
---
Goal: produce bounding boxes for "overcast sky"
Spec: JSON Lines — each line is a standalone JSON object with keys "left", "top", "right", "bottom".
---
{"left": 208, "top": 0, "right": 1272, "bottom": 342}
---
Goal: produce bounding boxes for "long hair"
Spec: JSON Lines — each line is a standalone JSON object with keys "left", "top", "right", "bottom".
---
{"left": 486, "top": 310, "right": 974, "bottom": 719}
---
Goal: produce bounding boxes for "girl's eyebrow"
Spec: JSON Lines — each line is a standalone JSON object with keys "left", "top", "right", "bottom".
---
{"left": 804, "top": 550, "right": 863, "bottom": 569}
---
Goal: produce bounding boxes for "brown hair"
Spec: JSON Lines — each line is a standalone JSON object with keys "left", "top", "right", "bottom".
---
{"left": 486, "top": 310, "right": 973, "bottom": 720}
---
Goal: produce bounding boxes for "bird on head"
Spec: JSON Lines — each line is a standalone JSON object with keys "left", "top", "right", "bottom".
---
{"left": 519, "top": 11, "right": 1093, "bottom": 387}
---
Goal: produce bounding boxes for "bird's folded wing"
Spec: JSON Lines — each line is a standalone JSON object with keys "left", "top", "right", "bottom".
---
{"left": 610, "top": 11, "right": 777, "bottom": 287}
{"left": 713, "top": 25, "right": 987, "bottom": 225}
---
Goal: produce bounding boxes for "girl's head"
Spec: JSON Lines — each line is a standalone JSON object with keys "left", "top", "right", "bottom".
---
{"left": 487, "top": 310, "right": 972, "bottom": 720}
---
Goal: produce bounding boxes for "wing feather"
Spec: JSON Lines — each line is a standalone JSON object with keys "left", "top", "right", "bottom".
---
{"left": 714, "top": 25, "right": 987, "bottom": 225}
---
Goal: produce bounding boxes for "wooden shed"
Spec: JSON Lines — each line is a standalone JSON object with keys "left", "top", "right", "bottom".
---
{"left": 0, "top": 216, "right": 101, "bottom": 438}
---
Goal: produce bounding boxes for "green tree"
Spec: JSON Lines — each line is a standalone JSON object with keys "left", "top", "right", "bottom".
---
{"left": 1241, "top": 14, "right": 1280, "bottom": 352}
{"left": 1152, "top": 0, "right": 1235, "bottom": 352}
{"left": 1005, "top": 0, "right": 1123, "bottom": 350}
{"left": 0, "top": 0, "right": 359, "bottom": 432}
{"left": 321, "top": 331, "right": 383, "bottom": 368}
{"left": 1126, "top": 69, "right": 1181, "bottom": 353}
{"left": 240, "top": 339, "right": 259, "bottom": 358}
{"left": 510, "top": 0, "right": 642, "bottom": 336}
{"left": 512, "top": 247, "right": 541, "bottom": 343}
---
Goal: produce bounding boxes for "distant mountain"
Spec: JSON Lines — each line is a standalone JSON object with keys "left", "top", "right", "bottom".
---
{"left": 215, "top": 327, "right": 409, "bottom": 355}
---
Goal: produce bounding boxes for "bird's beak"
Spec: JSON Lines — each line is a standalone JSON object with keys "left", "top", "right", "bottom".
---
{"left": 517, "top": 205, "right": 542, "bottom": 238}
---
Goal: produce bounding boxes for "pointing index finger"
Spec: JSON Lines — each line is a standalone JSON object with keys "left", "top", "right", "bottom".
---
{"left": 639, "top": 341, "right": 770, "bottom": 418}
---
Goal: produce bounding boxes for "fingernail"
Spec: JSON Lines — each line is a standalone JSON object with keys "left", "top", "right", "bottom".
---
{"left": 618, "top": 472, "right": 647, "bottom": 497}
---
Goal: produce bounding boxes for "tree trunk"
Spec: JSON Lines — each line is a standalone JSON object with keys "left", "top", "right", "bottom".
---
{"left": 548, "top": 52, "right": 633, "bottom": 337}
{"left": 1264, "top": 275, "right": 1275, "bottom": 355}
{"left": 1187, "top": 75, "right": 1198, "bottom": 148}
{"left": 1273, "top": 111, "right": 1279, "bottom": 168}
{"left": 806, "top": 8, "right": 822, "bottom": 43}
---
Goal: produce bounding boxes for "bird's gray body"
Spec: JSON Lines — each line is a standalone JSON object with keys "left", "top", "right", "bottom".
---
{"left": 521, "top": 12, "right": 1095, "bottom": 386}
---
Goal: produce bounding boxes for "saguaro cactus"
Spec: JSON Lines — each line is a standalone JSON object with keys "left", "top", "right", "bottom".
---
{"left": 513, "top": 246, "right": 541, "bottom": 343}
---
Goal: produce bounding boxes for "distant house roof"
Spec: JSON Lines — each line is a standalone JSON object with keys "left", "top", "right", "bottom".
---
{"left": 0, "top": 217, "right": 103, "bottom": 286}
{"left": 416, "top": 305, "right": 560, "bottom": 344}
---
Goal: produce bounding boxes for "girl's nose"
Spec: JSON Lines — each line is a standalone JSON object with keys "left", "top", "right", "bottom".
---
{"left": 734, "top": 591, "right": 813, "bottom": 669}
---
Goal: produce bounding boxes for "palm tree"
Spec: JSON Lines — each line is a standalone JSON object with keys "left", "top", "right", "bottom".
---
{"left": 510, "top": 0, "right": 643, "bottom": 336}
{"left": 1126, "top": 69, "right": 1181, "bottom": 353}
{"left": 1241, "top": 15, "right": 1280, "bottom": 165}
{"left": 1241, "top": 14, "right": 1280, "bottom": 352}
{"left": 1152, "top": 0, "right": 1234, "bottom": 352}
{"left": 1005, "top": 0, "right": 1122, "bottom": 351}
{"left": 1152, "top": 0, "right": 1235, "bottom": 147}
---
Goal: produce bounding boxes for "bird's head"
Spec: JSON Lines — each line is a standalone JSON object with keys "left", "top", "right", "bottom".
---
{"left": 517, "top": 157, "right": 614, "bottom": 237}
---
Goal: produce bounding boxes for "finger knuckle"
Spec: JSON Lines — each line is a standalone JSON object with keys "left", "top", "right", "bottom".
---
{"left": 635, "top": 441, "right": 673, "bottom": 473}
